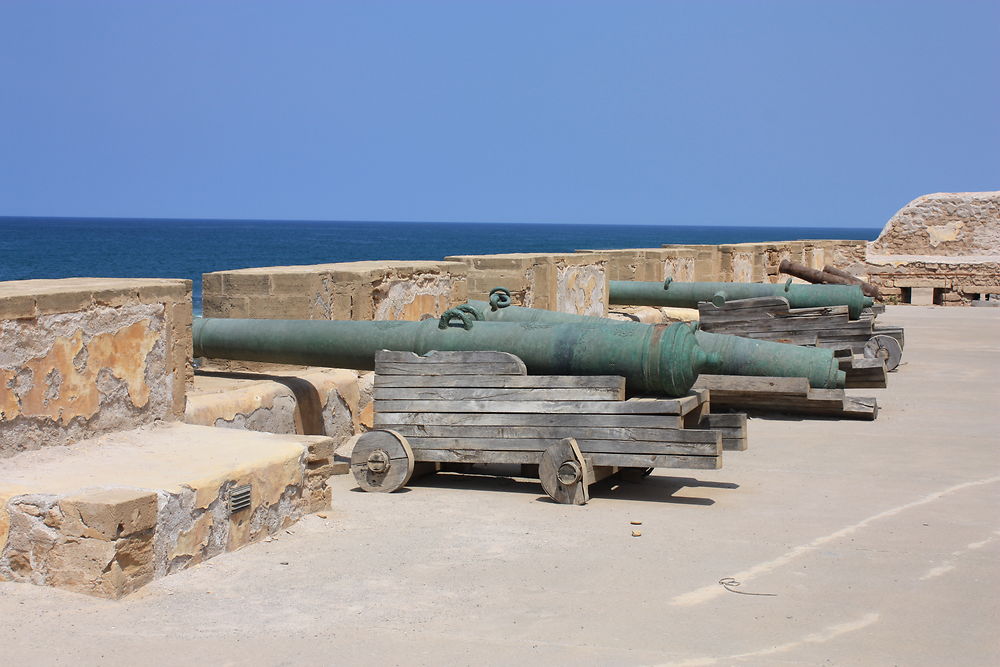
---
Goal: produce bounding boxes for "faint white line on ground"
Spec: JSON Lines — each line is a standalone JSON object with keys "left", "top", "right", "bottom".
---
{"left": 662, "top": 612, "right": 881, "bottom": 666}
{"left": 671, "top": 475, "right": 1000, "bottom": 607}
{"left": 919, "top": 529, "right": 1000, "bottom": 580}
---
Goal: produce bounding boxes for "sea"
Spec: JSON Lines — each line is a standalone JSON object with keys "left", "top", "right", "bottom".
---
{"left": 0, "top": 217, "right": 880, "bottom": 315}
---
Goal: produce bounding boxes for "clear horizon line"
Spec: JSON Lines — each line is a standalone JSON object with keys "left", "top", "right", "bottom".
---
{"left": 0, "top": 214, "right": 883, "bottom": 229}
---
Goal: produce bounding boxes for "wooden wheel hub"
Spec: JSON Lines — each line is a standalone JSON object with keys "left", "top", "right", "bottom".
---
{"left": 539, "top": 438, "right": 592, "bottom": 505}
{"left": 557, "top": 461, "right": 582, "bottom": 485}
{"left": 366, "top": 449, "right": 390, "bottom": 473}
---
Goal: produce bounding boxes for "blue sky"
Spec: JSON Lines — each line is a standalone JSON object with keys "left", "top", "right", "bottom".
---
{"left": 1, "top": 0, "right": 997, "bottom": 227}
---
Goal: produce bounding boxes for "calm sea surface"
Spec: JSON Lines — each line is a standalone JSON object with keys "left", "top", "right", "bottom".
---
{"left": 0, "top": 217, "right": 880, "bottom": 314}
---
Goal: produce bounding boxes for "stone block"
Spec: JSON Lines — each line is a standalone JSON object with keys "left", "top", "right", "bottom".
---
{"left": 0, "top": 278, "right": 193, "bottom": 458}
{"left": 33, "top": 289, "right": 94, "bottom": 315}
{"left": 205, "top": 261, "right": 467, "bottom": 323}
{"left": 201, "top": 272, "right": 224, "bottom": 296}
{"left": 0, "top": 295, "right": 37, "bottom": 320}
{"left": 247, "top": 295, "right": 312, "bottom": 319}
{"left": 909, "top": 287, "right": 935, "bottom": 305}
{"left": 270, "top": 273, "right": 322, "bottom": 296}
{"left": 0, "top": 423, "right": 337, "bottom": 597}
{"left": 895, "top": 278, "right": 950, "bottom": 288}
{"left": 58, "top": 488, "right": 158, "bottom": 540}
{"left": 221, "top": 273, "right": 271, "bottom": 297}
{"left": 202, "top": 294, "right": 250, "bottom": 318}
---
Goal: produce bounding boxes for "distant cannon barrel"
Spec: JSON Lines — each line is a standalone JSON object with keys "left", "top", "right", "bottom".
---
{"left": 193, "top": 315, "right": 718, "bottom": 397}
{"left": 465, "top": 298, "right": 845, "bottom": 389}
{"left": 777, "top": 259, "right": 837, "bottom": 286}
{"left": 608, "top": 278, "right": 874, "bottom": 319}
{"left": 822, "top": 265, "right": 882, "bottom": 300}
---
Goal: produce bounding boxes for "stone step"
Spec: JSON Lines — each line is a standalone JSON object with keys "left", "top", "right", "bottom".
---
{"left": 185, "top": 367, "right": 371, "bottom": 470}
{"left": 0, "top": 423, "right": 336, "bottom": 599}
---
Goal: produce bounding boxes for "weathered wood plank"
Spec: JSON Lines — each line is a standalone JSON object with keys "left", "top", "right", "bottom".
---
{"left": 689, "top": 412, "right": 748, "bottom": 451}
{"left": 390, "top": 423, "right": 721, "bottom": 445}
{"left": 412, "top": 449, "right": 721, "bottom": 470}
{"left": 842, "top": 396, "right": 879, "bottom": 420}
{"left": 627, "top": 392, "right": 706, "bottom": 416}
{"left": 374, "top": 375, "right": 626, "bottom": 390}
{"left": 403, "top": 436, "right": 720, "bottom": 455}
{"left": 694, "top": 375, "right": 812, "bottom": 394}
{"left": 374, "top": 412, "right": 684, "bottom": 429}
{"left": 373, "top": 386, "right": 624, "bottom": 402}
{"left": 375, "top": 399, "right": 691, "bottom": 415}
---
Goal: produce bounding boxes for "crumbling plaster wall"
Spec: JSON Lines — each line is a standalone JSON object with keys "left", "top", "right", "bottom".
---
{"left": 0, "top": 279, "right": 192, "bottom": 458}
{"left": 203, "top": 260, "right": 468, "bottom": 322}
{"left": 445, "top": 252, "right": 609, "bottom": 315}
{"left": 865, "top": 192, "right": 1000, "bottom": 304}
{"left": 590, "top": 241, "right": 868, "bottom": 285}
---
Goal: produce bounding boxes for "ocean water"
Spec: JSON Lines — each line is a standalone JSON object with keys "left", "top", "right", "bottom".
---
{"left": 0, "top": 217, "right": 880, "bottom": 314}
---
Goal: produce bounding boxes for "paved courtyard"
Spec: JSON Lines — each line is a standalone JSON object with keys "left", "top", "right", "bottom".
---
{"left": 1, "top": 306, "right": 998, "bottom": 666}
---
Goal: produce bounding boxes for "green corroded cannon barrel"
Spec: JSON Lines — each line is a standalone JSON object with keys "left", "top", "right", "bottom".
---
{"left": 608, "top": 279, "right": 874, "bottom": 320}
{"left": 465, "top": 300, "right": 845, "bottom": 389}
{"left": 193, "top": 316, "right": 717, "bottom": 397}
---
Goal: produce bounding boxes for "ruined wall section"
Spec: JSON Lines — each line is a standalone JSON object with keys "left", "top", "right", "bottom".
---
{"left": 203, "top": 260, "right": 468, "bottom": 322}
{"left": 588, "top": 240, "right": 867, "bottom": 285}
{"left": 0, "top": 279, "right": 192, "bottom": 458}
{"left": 865, "top": 192, "right": 1000, "bottom": 304}
{"left": 445, "top": 253, "right": 608, "bottom": 316}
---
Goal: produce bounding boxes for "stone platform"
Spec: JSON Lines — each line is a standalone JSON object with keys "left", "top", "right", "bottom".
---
{"left": 0, "top": 423, "right": 335, "bottom": 598}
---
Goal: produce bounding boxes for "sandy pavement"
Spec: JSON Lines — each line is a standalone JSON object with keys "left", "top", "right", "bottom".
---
{"left": 1, "top": 305, "right": 998, "bottom": 666}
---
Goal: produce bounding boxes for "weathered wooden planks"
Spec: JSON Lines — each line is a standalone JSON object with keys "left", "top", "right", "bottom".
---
{"left": 375, "top": 399, "right": 698, "bottom": 415}
{"left": 412, "top": 448, "right": 721, "bottom": 469}
{"left": 389, "top": 423, "right": 714, "bottom": 444}
{"left": 374, "top": 411, "right": 685, "bottom": 429}
{"left": 840, "top": 356, "right": 888, "bottom": 388}
{"left": 689, "top": 412, "right": 748, "bottom": 451}
{"left": 402, "top": 436, "right": 720, "bottom": 456}
{"left": 698, "top": 296, "right": 904, "bottom": 356}
{"left": 373, "top": 386, "right": 625, "bottom": 401}
{"left": 693, "top": 374, "right": 878, "bottom": 420}
{"left": 362, "top": 349, "right": 733, "bottom": 500}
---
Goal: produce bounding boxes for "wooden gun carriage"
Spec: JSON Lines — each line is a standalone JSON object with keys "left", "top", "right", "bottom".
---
{"left": 350, "top": 350, "right": 746, "bottom": 505}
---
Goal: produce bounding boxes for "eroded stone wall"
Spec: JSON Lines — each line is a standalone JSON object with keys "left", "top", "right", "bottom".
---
{"left": 445, "top": 252, "right": 609, "bottom": 315}
{"left": 0, "top": 279, "right": 192, "bottom": 458}
{"left": 865, "top": 192, "right": 1000, "bottom": 304}
{"left": 591, "top": 240, "right": 868, "bottom": 285}
{"left": 203, "top": 260, "right": 468, "bottom": 321}
{"left": 0, "top": 423, "right": 334, "bottom": 598}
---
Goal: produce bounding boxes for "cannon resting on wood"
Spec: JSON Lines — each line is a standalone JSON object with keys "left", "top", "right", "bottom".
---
{"left": 192, "top": 313, "right": 719, "bottom": 397}
{"left": 609, "top": 278, "right": 875, "bottom": 320}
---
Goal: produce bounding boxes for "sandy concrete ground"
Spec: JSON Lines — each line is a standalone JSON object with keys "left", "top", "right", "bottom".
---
{"left": 2, "top": 306, "right": 998, "bottom": 666}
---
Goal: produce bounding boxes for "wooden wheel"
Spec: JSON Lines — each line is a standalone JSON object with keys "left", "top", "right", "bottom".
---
{"left": 539, "top": 438, "right": 592, "bottom": 505}
{"left": 864, "top": 334, "right": 903, "bottom": 371}
{"left": 350, "top": 430, "right": 415, "bottom": 493}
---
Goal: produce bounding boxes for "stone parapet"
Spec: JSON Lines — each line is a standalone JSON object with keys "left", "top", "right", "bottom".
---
{"left": 0, "top": 422, "right": 336, "bottom": 598}
{"left": 575, "top": 248, "right": 701, "bottom": 283}
{"left": 0, "top": 278, "right": 193, "bottom": 458}
{"left": 445, "top": 252, "right": 608, "bottom": 316}
{"left": 202, "top": 260, "right": 468, "bottom": 322}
